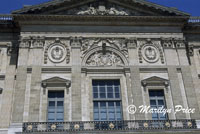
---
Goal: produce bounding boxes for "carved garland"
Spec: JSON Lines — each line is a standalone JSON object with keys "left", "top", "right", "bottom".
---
{"left": 44, "top": 38, "right": 70, "bottom": 64}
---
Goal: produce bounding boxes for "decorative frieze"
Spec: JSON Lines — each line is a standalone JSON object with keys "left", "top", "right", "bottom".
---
{"left": 44, "top": 38, "right": 70, "bottom": 64}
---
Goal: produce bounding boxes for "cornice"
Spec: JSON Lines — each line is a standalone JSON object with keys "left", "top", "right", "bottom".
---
{"left": 13, "top": 15, "right": 189, "bottom": 26}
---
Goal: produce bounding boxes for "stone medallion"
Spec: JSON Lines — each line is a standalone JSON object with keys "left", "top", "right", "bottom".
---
{"left": 142, "top": 45, "right": 159, "bottom": 63}
{"left": 48, "top": 44, "right": 67, "bottom": 63}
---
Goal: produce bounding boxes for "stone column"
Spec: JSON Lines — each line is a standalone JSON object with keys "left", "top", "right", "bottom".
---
{"left": 12, "top": 37, "right": 30, "bottom": 123}
{"left": 181, "top": 66, "right": 200, "bottom": 119}
{"left": 168, "top": 66, "right": 186, "bottom": 119}
{"left": 70, "top": 37, "right": 82, "bottom": 121}
{"left": 0, "top": 42, "right": 17, "bottom": 128}
{"left": 28, "top": 37, "right": 44, "bottom": 122}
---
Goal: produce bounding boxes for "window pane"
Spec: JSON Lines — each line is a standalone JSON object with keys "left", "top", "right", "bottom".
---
{"left": 93, "top": 87, "right": 98, "bottom": 92}
{"left": 49, "top": 101, "right": 55, "bottom": 107}
{"left": 48, "top": 113, "right": 55, "bottom": 120}
{"left": 57, "top": 101, "right": 63, "bottom": 107}
{"left": 100, "top": 93, "right": 106, "bottom": 98}
{"left": 93, "top": 93, "right": 98, "bottom": 98}
{"left": 99, "top": 87, "right": 105, "bottom": 93}
{"left": 114, "top": 80, "right": 120, "bottom": 86}
{"left": 115, "top": 93, "right": 120, "bottom": 98}
{"left": 94, "top": 113, "right": 99, "bottom": 121}
{"left": 92, "top": 81, "right": 98, "bottom": 86}
{"left": 107, "top": 81, "right": 113, "bottom": 86}
{"left": 57, "top": 91, "right": 64, "bottom": 98}
{"left": 150, "top": 100, "right": 156, "bottom": 105}
{"left": 115, "top": 87, "right": 119, "bottom": 93}
{"left": 107, "top": 93, "right": 113, "bottom": 98}
{"left": 158, "top": 100, "right": 164, "bottom": 105}
{"left": 99, "top": 81, "right": 105, "bottom": 86}
{"left": 107, "top": 87, "right": 113, "bottom": 93}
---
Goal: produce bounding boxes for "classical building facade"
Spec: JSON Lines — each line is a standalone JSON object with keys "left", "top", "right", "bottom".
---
{"left": 0, "top": 0, "right": 200, "bottom": 134}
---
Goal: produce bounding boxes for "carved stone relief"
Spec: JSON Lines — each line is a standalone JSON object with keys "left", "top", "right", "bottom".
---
{"left": 86, "top": 50, "right": 124, "bottom": 67}
{"left": 77, "top": 6, "right": 128, "bottom": 16}
{"left": 44, "top": 38, "right": 70, "bottom": 64}
{"left": 138, "top": 39, "right": 164, "bottom": 64}
{"left": 81, "top": 38, "right": 128, "bottom": 58}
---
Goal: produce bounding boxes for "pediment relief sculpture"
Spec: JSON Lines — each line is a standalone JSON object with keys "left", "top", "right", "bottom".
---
{"left": 77, "top": 6, "right": 128, "bottom": 16}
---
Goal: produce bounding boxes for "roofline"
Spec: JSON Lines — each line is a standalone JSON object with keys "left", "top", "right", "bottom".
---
{"left": 11, "top": 0, "right": 190, "bottom": 16}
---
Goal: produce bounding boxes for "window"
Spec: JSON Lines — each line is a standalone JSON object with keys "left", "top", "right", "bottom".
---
{"left": 48, "top": 91, "right": 64, "bottom": 122}
{"left": 149, "top": 90, "right": 168, "bottom": 120}
{"left": 93, "top": 80, "right": 122, "bottom": 121}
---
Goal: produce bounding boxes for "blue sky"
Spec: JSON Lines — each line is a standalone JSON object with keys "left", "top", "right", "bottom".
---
{"left": 0, "top": 0, "right": 199, "bottom": 16}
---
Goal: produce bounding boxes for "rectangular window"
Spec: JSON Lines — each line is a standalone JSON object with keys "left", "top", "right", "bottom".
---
{"left": 93, "top": 80, "right": 122, "bottom": 121}
{"left": 149, "top": 90, "right": 168, "bottom": 120}
{"left": 48, "top": 91, "right": 64, "bottom": 122}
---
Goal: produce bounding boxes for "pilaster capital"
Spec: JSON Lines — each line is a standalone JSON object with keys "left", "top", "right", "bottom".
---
{"left": 126, "top": 38, "right": 137, "bottom": 49}
{"left": 70, "top": 37, "right": 82, "bottom": 49}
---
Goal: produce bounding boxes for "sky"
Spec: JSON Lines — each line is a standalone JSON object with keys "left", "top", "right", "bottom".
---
{"left": 0, "top": 0, "right": 199, "bottom": 16}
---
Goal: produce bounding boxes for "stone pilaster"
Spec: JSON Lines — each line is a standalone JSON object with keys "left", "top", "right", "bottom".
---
{"left": 12, "top": 38, "right": 30, "bottom": 123}
{"left": 130, "top": 66, "right": 145, "bottom": 120}
{"left": 0, "top": 42, "right": 17, "bottom": 128}
{"left": 181, "top": 66, "right": 200, "bottom": 119}
{"left": 28, "top": 37, "right": 44, "bottom": 122}
{"left": 71, "top": 37, "right": 82, "bottom": 121}
{"left": 168, "top": 66, "right": 186, "bottom": 119}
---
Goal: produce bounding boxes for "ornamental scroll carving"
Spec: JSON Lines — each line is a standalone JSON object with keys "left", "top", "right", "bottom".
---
{"left": 44, "top": 38, "right": 70, "bottom": 64}
{"left": 138, "top": 39, "right": 164, "bottom": 64}
{"left": 86, "top": 51, "right": 124, "bottom": 66}
{"left": 81, "top": 38, "right": 128, "bottom": 59}
{"left": 77, "top": 7, "right": 128, "bottom": 16}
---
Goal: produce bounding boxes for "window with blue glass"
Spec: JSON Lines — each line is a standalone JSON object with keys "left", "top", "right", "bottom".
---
{"left": 149, "top": 90, "right": 168, "bottom": 120}
{"left": 48, "top": 91, "right": 64, "bottom": 122}
{"left": 93, "top": 80, "right": 122, "bottom": 121}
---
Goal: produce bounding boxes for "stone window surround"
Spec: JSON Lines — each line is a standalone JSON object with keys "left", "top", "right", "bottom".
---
{"left": 141, "top": 76, "right": 176, "bottom": 120}
{"left": 87, "top": 74, "right": 130, "bottom": 121}
{"left": 40, "top": 77, "right": 71, "bottom": 122}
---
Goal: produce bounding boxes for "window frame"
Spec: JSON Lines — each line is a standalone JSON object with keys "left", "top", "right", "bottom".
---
{"left": 92, "top": 79, "right": 123, "bottom": 121}
{"left": 149, "top": 90, "right": 168, "bottom": 120}
{"left": 47, "top": 90, "right": 65, "bottom": 122}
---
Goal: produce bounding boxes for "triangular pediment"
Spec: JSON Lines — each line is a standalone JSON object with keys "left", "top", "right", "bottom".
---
{"left": 12, "top": 0, "right": 189, "bottom": 16}
{"left": 142, "top": 76, "right": 168, "bottom": 82}
{"left": 42, "top": 77, "right": 70, "bottom": 84}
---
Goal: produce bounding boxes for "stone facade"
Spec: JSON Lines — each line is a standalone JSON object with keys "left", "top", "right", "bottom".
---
{"left": 0, "top": 0, "right": 200, "bottom": 134}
